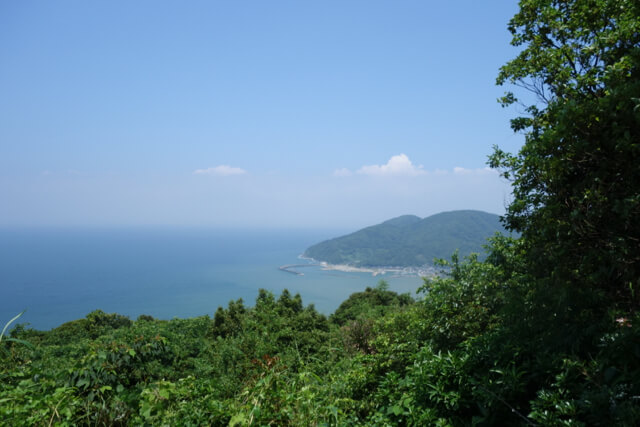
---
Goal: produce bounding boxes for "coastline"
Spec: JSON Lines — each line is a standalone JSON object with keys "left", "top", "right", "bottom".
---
{"left": 298, "top": 255, "right": 436, "bottom": 278}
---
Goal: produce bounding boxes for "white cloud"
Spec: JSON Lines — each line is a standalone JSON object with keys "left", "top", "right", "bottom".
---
{"left": 453, "top": 166, "right": 496, "bottom": 175}
{"left": 193, "top": 165, "right": 247, "bottom": 176}
{"left": 357, "top": 154, "right": 426, "bottom": 176}
{"left": 333, "top": 168, "right": 353, "bottom": 177}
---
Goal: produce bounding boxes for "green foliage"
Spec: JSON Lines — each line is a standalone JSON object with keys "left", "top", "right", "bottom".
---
{"left": 331, "top": 281, "right": 413, "bottom": 327}
{"left": 1, "top": 311, "right": 34, "bottom": 357}
{"left": 305, "top": 210, "right": 506, "bottom": 267}
{"left": 42, "top": 310, "right": 133, "bottom": 345}
{"left": 416, "top": 251, "right": 506, "bottom": 351}
{"left": 212, "top": 298, "right": 246, "bottom": 338}
{"left": 492, "top": 0, "right": 640, "bottom": 309}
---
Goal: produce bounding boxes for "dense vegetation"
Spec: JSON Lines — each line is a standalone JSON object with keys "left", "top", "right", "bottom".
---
{"left": 304, "top": 210, "right": 505, "bottom": 267}
{"left": 3, "top": 0, "right": 640, "bottom": 424}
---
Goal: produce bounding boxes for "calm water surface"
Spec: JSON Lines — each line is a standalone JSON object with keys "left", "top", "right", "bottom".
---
{"left": 0, "top": 228, "right": 423, "bottom": 330}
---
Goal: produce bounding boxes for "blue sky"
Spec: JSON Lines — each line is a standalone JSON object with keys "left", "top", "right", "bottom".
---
{"left": 0, "top": 1, "right": 523, "bottom": 228}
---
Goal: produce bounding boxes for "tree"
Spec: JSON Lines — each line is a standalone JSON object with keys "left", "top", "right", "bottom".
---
{"left": 491, "top": 0, "right": 640, "bottom": 308}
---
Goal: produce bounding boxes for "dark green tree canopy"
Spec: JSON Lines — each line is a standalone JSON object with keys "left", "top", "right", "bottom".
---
{"left": 491, "top": 0, "right": 640, "bottom": 307}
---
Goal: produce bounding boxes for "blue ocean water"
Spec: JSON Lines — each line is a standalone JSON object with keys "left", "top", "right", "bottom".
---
{"left": 0, "top": 228, "right": 424, "bottom": 330}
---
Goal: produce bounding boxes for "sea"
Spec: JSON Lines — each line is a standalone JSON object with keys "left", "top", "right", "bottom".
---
{"left": 0, "top": 228, "right": 424, "bottom": 331}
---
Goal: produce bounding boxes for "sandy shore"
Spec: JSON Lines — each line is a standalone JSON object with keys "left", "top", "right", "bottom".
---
{"left": 298, "top": 255, "right": 436, "bottom": 277}
{"left": 318, "top": 262, "right": 397, "bottom": 276}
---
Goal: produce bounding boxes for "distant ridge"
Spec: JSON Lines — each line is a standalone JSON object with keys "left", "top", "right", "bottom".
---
{"left": 304, "top": 210, "right": 506, "bottom": 267}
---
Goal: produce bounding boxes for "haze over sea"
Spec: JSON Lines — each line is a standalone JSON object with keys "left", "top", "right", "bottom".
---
{"left": 0, "top": 228, "right": 423, "bottom": 331}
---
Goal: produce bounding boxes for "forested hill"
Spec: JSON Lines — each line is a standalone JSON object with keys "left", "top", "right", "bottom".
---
{"left": 304, "top": 210, "right": 505, "bottom": 267}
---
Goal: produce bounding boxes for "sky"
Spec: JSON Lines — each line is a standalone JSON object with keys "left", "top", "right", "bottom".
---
{"left": 0, "top": 1, "right": 524, "bottom": 229}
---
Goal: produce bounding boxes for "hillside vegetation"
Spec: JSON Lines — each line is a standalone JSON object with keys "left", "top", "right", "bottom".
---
{"left": 304, "top": 210, "right": 505, "bottom": 267}
{"left": 2, "top": 0, "right": 640, "bottom": 425}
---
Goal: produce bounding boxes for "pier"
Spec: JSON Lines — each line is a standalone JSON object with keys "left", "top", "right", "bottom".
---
{"left": 278, "top": 263, "right": 322, "bottom": 276}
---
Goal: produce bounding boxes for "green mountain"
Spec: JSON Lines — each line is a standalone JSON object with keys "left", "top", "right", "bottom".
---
{"left": 304, "top": 210, "right": 506, "bottom": 267}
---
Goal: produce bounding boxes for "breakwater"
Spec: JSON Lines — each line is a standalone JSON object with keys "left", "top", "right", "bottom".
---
{"left": 278, "top": 263, "right": 322, "bottom": 276}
